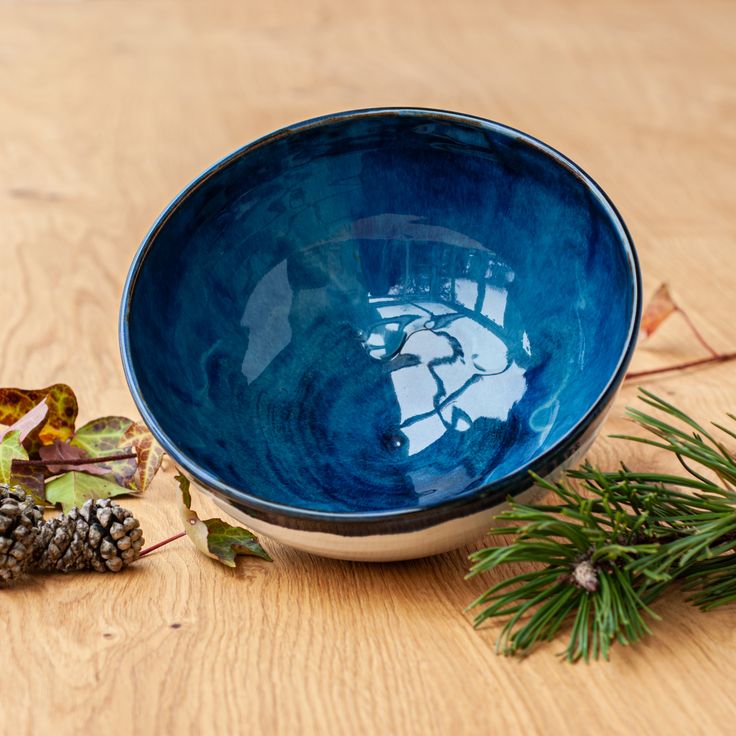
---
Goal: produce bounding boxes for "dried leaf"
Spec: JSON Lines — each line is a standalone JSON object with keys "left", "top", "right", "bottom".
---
{"left": 39, "top": 440, "right": 108, "bottom": 476}
{"left": 0, "top": 399, "right": 49, "bottom": 444}
{"left": 45, "top": 471, "right": 130, "bottom": 513}
{"left": 641, "top": 283, "right": 678, "bottom": 339}
{"left": 70, "top": 416, "right": 137, "bottom": 486}
{"left": 176, "top": 473, "right": 271, "bottom": 566}
{"left": 0, "top": 431, "right": 29, "bottom": 485}
{"left": 0, "top": 384, "right": 78, "bottom": 447}
{"left": 121, "top": 422, "right": 165, "bottom": 491}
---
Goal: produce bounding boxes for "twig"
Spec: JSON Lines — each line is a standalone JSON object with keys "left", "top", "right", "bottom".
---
{"left": 626, "top": 352, "right": 736, "bottom": 381}
{"left": 676, "top": 306, "right": 719, "bottom": 358}
{"left": 627, "top": 291, "right": 732, "bottom": 381}
{"left": 139, "top": 531, "right": 187, "bottom": 557}
{"left": 14, "top": 451, "right": 137, "bottom": 468}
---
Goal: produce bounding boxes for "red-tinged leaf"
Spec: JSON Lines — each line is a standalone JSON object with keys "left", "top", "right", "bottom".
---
{"left": 641, "top": 283, "right": 677, "bottom": 339}
{"left": 176, "top": 473, "right": 271, "bottom": 566}
{"left": 0, "top": 399, "right": 49, "bottom": 444}
{"left": 0, "top": 384, "right": 77, "bottom": 450}
{"left": 70, "top": 416, "right": 137, "bottom": 486}
{"left": 0, "top": 431, "right": 28, "bottom": 485}
{"left": 38, "top": 440, "right": 108, "bottom": 476}
{"left": 10, "top": 466, "right": 47, "bottom": 505}
{"left": 121, "top": 422, "right": 164, "bottom": 491}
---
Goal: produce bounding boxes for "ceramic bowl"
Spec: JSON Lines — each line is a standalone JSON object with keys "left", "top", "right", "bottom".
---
{"left": 120, "top": 108, "right": 640, "bottom": 561}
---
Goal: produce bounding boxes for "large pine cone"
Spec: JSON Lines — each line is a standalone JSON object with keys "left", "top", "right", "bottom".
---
{"left": 0, "top": 485, "right": 44, "bottom": 582}
{"left": 34, "top": 498, "right": 144, "bottom": 573}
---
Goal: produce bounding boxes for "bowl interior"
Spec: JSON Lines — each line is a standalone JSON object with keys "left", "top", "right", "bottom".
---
{"left": 124, "top": 111, "right": 636, "bottom": 514}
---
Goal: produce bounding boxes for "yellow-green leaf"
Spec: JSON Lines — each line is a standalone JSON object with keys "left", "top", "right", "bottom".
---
{"left": 0, "top": 431, "right": 29, "bottom": 484}
{"left": 0, "top": 399, "right": 49, "bottom": 444}
{"left": 45, "top": 471, "right": 130, "bottom": 512}
{"left": 176, "top": 473, "right": 271, "bottom": 566}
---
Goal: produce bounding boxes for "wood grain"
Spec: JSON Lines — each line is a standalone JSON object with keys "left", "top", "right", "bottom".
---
{"left": 1, "top": 1, "right": 735, "bottom": 733}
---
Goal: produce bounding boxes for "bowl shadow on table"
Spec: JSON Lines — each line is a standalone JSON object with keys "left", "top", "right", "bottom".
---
{"left": 257, "top": 531, "right": 511, "bottom": 624}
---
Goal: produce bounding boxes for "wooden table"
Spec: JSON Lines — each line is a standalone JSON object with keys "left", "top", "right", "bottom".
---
{"left": 1, "top": 1, "right": 735, "bottom": 733}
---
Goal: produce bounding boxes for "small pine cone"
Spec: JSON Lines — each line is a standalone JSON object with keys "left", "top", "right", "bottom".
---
{"left": 572, "top": 558, "right": 599, "bottom": 593}
{"left": 34, "top": 498, "right": 144, "bottom": 574}
{"left": 0, "top": 485, "right": 44, "bottom": 583}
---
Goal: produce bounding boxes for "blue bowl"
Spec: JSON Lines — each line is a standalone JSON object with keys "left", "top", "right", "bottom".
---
{"left": 120, "top": 108, "right": 640, "bottom": 560}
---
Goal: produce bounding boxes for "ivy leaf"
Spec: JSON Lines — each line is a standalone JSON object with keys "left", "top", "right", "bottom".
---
{"left": 203, "top": 518, "right": 272, "bottom": 565}
{"left": 45, "top": 471, "right": 130, "bottom": 512}
{"left": 641, "top": 283, "right": 677, "bottom": 339}
{"left": 38, "top": 440, "right": 108, "bottom": 476}
{"left": 121, "top": 422, "right": 165, "bottom": 491}
{"left": 0, "top": 431, "right": 29, "bottom": 484}
{"left": 70, "top": 416, "right": 137, "bottom": 486}
{"left": 0, "top": 384, "right": 78, "bottom": 448}
{"left": 176, "top": 473, "right": 271, "bottom": 566}
{"left": 10, "top": 465, "right": 47, "bottom": 505}
{"left": 71, "top": 415, "right": 134, "bottom": 453}
{"left": 0, "top": 399, "right": 49, "bottom": 444}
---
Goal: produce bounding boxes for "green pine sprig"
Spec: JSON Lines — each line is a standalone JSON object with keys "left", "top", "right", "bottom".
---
{"left": 467, "top": 390, "right": 736, "bottom": 662}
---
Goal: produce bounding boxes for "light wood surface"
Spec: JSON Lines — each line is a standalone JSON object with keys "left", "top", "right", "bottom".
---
{"left": 1, "top": 1, "right": 735, "bottom": 734}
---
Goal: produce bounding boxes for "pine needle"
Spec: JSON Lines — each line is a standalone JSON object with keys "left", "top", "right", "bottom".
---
{"left": 467, "top": 390, "right": 736, "bottom": 661}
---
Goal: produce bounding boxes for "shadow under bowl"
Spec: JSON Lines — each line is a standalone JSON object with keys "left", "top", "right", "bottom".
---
{"left": 120, "top": 108, "right": 640, "bottom": 560}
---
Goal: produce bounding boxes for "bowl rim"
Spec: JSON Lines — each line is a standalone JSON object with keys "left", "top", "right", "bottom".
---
{"left": 120, "top": 106, "right": 641, "bottom": 529}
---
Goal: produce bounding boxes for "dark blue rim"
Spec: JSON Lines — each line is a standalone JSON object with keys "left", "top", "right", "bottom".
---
{"left": 120, "top": 107, "right": 641, "bottom": 535}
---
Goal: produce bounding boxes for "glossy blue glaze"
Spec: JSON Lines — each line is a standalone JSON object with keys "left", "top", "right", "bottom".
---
{"left": 121, "top": 109, "right": 639, "bottom": 526}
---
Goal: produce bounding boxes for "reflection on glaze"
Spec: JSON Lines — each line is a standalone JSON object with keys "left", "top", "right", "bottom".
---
{"left": 237, "top": 234, "right": 538, "bottom": 506}
{"left": 240, "top": 260, "right": 293, "bottom": 383}
{"left": 363, "top": 293, "right": 524, "bottom": 458}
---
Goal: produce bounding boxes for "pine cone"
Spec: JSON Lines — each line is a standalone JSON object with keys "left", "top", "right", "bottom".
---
{"left": 34, "top": 498, "right": 144, "bottom": 574}
{"left": 0, "top": 485, "right": 44, "bottom": 583}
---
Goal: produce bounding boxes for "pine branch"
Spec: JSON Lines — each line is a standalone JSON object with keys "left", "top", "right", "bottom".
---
{"left": 468, "top": 390, "right": 736, "bottom": 661}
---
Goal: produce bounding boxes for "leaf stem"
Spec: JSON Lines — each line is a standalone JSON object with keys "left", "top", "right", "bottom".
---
{"left": 625, "top": 352, "right": 736, "bottom": 381}
{"left": 14, "top": 451, "right": 137, "bottom": 468}
{"left": 139, "top": 530, "right": 187, "bottom": 557}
